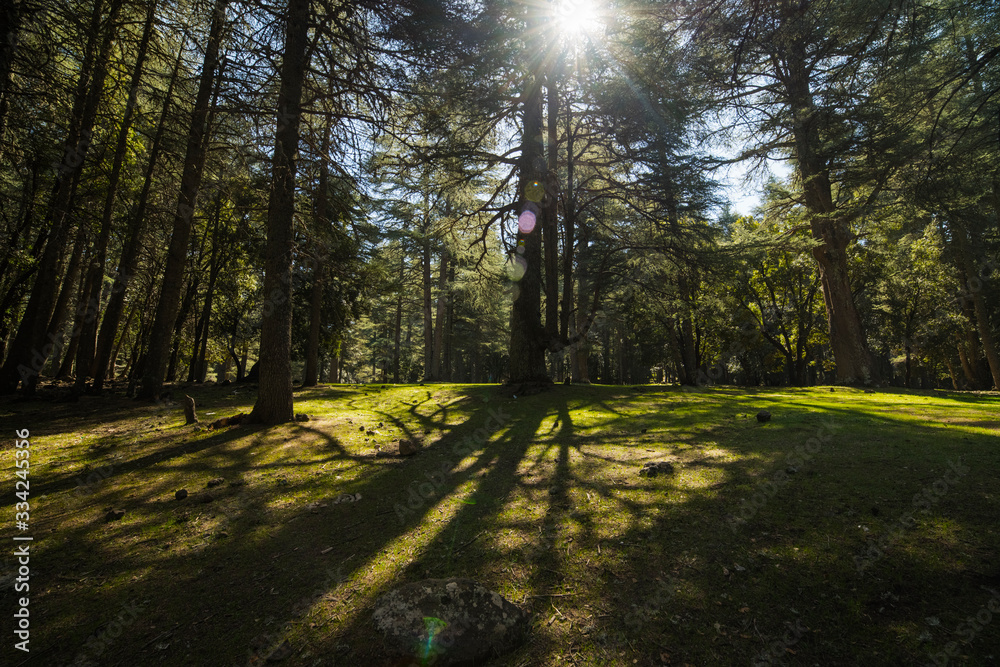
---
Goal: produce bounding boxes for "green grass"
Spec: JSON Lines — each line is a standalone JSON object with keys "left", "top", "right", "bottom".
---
{"left": 2, "top": 383, "right": 999, "bottom": 666}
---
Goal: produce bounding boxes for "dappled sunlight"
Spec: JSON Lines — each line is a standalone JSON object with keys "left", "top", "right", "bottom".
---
{"left": 4, "top": 384, "right": 1000, "bottom": 664}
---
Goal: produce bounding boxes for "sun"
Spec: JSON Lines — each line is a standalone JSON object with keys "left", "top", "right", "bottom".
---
{"left": 552, "top": 0, "right": 602, "bottom": 38}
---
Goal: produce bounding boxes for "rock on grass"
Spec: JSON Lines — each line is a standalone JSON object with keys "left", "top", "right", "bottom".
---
{"left": 373, "top": 578, "right": 530, "bottom": 665}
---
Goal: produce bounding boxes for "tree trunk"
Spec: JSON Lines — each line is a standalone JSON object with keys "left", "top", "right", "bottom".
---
{"left": 422, "top": 211, "right": 433, "bottom": 380}
{"left": 248, "top": 0, "right": 310, "bottom": 424}
{"left": 303, "top": 257, "right": 324, "bottom": 386}
{"left": 392, "top": 250, "right": 403, "bottom": 383}
{"left": 784, "top": 44, "right": 876, "bottom": 385}
{"left": 47, "top": 225, "right": 88, "bottom": 380}
{"left": 444, "top": 263, "right": 455, "bottom": 381}
{"left": 189, "top": 196, "right": 225, "bottom": 382}
{"left": 543, "top": 73, "right": 560, "bottom": 345}
{"left": 954, "top": 224, "right": 1000, "bottom": 390}
{"left": 677, "top": 277, "right": 698, "bottom": 385}
{"left": 330, "top": 345, "right": 340, "bottom": 384}
{"left": 165, "top": 277, "right": 199, "bottom": 382}
{"left": 508, "top": 48, "right": 548, "bottom": 384}
{"left": 560, "top": 103, "right": 576, "bottom": 344}
{"left": 571, "top": 225, "right": 591, "bottom": 384}
{"left": 430, "top": 246, "right": 449, "bottom": 380}
{"left": 92, "top": 37, "right": 185, "bottom": 392}
{"left": 304, "top": 121, "right": 332, "bottom": 387}
{"left": 0, "top": 0, "right": 123, "bottom": 393}
{"left": 138, "top": 0, "right": 227, "bottom": 400}
{"left": 74, "top": 1, "right": 157, "bottom": 391}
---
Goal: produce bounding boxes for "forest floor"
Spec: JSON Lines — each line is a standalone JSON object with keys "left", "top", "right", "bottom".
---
{"left": 1, "top": 382, "right": 999, "bottom": 666}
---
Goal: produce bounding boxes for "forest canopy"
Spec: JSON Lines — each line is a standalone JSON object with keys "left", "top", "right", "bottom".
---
{"left": 0, "top": 0, "right": 997, "bottom": 422}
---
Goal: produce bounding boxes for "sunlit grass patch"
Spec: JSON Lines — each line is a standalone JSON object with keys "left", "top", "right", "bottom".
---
{"left": 1, "top": 383, "right": 999, "bottom": 665}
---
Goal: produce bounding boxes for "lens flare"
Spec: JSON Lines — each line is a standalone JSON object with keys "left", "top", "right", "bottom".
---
{"left": 524, "top": 180, "right": 545, "bottom": 202}
{"left": 509, "top": 255, "right": 528, "bottom": 281}
{"left": 518, "top": 210, "right": 537, "bottom": 234}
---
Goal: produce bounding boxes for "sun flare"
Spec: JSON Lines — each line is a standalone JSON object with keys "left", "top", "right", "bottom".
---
{"left": 553, "top": 0, "right": 602, "bottom": 38}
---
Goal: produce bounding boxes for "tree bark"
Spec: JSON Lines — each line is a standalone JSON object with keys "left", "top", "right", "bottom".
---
{"left": 954, "top": 224, "right": 1000, "bottom": 390}
{"left": 0, "top": 0, "right": 123, "bottom": 393}
{"left": 303, "top": 123, "right": 332, "bottom": 388}
{"left": 430, "top": 246, "right": 449, "bottom": 380}
{"left": 91, "top": 37, "right": 185, "bottom": 392}
{"left": 784, "top": 46, "right": 877, "bottom": 384}
{"left": 508, "top": 56, "right": 548, "bottom": 384}
{"left": 139, "top": 0, "right": 227, "bottom": 400}
{"left": 248, "top": 0, "right": 310, "bottom": 424}
{"left": 392, "top": 249, "right": 403, "bottom": 383}
{"left": 74, "top": 2, "right": 157, "bottom": 390}
{"left": 422, "top": 207, "right": 433, "bottom": 380}
{"left": 544, "top": 73, "right": 560, "bottom": 345}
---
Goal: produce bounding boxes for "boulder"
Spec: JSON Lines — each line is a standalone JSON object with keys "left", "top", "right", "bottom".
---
{"left": 756, "top": 410, "right": 771, "bottom": 423}
{"left": 373, "top": 578, "right": 530, "bottom": 665}
{"left": 639, "top": 461, "right": 675, "bottom": 477}
{"left": 398, "top": 439, "right": 420, "bottom": 456}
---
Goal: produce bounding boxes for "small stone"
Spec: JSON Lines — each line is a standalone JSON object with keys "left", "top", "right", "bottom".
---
{"left": 756, "top": 410, "right": 771, "bottom": 423}
{"left": 175, "top": 489, "right": 188, "bottom": 501}
{"left": 398, "top": 439, "right": 419, "bottom": 456}
{"left": 295, "top": 413, "right": 309, "bottom": 422}
{"left": 206, "top": 478, "right": 225, "bottom": 488}
{"left": 104, "top": 509, "right": 125, "bottom": 522}
{"left": 785, "top": 466, "right": 798, "bottom": 474}
{"left": 639, "top": 462, "right": 675, "bottom": 477}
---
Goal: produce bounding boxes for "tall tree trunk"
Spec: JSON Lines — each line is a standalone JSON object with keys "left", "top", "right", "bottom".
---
{"left": 46, "top": 224, "right": 87, "bottom": 379}
{"left": 784, "top": 45, "right": 876, "bottom": 385}
{"left": 165, "top": 274, "right": 199, "bottom": 382}
{"left": 543, "top": 73, "right": 560, "bottom": 345}
{"left": 422, "top": 207, "right": 433, "bottom": 380}
{"left": 192, "top": 217, "right": 224, "bottom": 383}
{"left": 508, "top": 34, "right": 548, "bottom": 384}
{"left": 954, "top": 224, "right": 1000, "bottom": 390}
{"left": 248, "top": 0, "right": 310, "bottom": 424}
{"left": 329, "top": 343, "right": 340, "bottom": 384}
{"left": 571, "top": 222, "right": 591, "bottom": 384}
{"left": 0, "top": 0, "right": 123, "bottom": 393}
{"left": 676, "top": 276, "right": 698, "bottom": 385}
{"left": 392, "top": 250, "right": 403, "bottom": 383}
{"left": 304, "top": 258, "right": 324, "bottom": 387}
{"left": 304, "top": 123, "right": 331, "bottom": 387}
{"left": 92, "top": 37, "right": 185, "bottom": 392}
{"left": 430, "top": 246, "right": 449, "bottom": 380}
{"left": 560, "top": 103, "right": 575, "bottom": 344}
{"left": 139, "top": 0, "right": 227, "bottom": 400}
{"left": 74, "top": 1, "right": 157, "bottom": 390}
{"left": 444, "top": 263, "right": 455, "bottom": 381}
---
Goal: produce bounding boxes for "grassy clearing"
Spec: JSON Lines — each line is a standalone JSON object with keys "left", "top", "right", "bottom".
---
{"left": 1, "top": 383, "right": 999, "bottom": 666}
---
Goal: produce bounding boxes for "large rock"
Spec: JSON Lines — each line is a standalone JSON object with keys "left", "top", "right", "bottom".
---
{"left": 372, "top": 578, "right": 530, "bottom": 665}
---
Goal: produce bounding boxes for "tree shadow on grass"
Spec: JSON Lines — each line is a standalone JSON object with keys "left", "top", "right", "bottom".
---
{"left": 4, "top": 385, "right": 999, "bottom": 667}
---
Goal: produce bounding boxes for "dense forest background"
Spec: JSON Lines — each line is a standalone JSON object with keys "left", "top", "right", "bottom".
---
{"left": 1, "top": 0, "right": 997, "bottom": 421}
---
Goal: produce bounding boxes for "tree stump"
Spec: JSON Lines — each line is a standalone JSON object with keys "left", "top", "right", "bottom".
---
{"left": 183, "top": 395, "right": 198, "bottom": 424}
